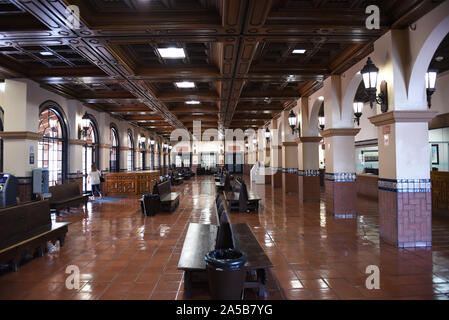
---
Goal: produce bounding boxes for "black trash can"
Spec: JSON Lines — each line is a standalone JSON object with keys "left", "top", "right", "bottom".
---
{"left": 142, "top": 194, "right": 160, "bottom": 216}
{"left": 205, "top": 249, "right": 247, "bottom": 300}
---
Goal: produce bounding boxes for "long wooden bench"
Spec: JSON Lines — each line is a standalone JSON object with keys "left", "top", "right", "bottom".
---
{"left": 225, "top": 179, "right": 261, "bottom": 212}
{"left": 49, "top": 182, "right": 89, "bottom": 215}
{"left": 153, "top": 180, "right": 181, "bottom": 212}
{"left": 0, "top": 200, "right": 70, "bottom": 272}
{"left": 178, "top": 196, "right": 272, "bottom": 298}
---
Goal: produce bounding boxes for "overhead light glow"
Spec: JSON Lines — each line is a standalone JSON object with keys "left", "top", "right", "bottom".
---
{"left": 186, "top": 100, "right": 200, "bottom": 105}
{"left": 40, "top": 51, "right": 54, "bottom": 56}
{"left": 318, "top": 96, "right": 324, "bottom": 101}
{"left": 175, "top": 81, "right": 195, "bottom": 88}
{"left": 292, "top": 49, "right": 306, "bottom": 54}
{"left": 157, "top": 47, "right": 186, "bottom": 59}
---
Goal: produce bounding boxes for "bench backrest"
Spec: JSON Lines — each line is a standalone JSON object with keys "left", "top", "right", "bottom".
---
{"left": 0, "top": 200, "right": 51, "bottom": 250}
{"left": 154, "top": 180, "right": 171, "bottom": 197}
{"left": 49, "top": 182, "right": 81, "bottom": 201}
{"left": 232, "top": 178, "right": 242, "bottom": 193}
{"left": 215, "top": 197, "right": 235, "bottom": 249}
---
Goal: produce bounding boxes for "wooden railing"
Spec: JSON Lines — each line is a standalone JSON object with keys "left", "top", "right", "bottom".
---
{"left": 431, "top": 171, "right": 449, "bottom": 215}
{"left": 104, "top": 170, "right": 160, "bottom": 196}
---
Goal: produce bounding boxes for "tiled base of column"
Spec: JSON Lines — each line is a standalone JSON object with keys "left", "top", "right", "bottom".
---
{"left": 282, "top": 170, "right": 299, "bottom": 193}
{"left": 325, "top": 179, "right": 357, "bottom": 218}
{"left": 271, "top": 170, "right": 282, "bottom": 188}
{"left": 379, "top": 189, "right": 432, "bottom": 248}
{"left": 299, "top": 175, "right": 320, "bottom": 202}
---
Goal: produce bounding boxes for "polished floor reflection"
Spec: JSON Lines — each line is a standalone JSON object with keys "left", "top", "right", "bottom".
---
{"left": 1, "top": 175, "right": 449, "bottom": 300}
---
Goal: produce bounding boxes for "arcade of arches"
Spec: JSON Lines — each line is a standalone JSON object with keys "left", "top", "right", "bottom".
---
{"left": 0, "top": 0, "right": 449, "bottom": 301}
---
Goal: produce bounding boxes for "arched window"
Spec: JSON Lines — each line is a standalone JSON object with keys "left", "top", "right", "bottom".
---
{"left": 110, "top": 126, "right": 120, "bottom": 172}
{"left": 82, "top": 115, "right": 99, "bottom": 193}
{"left": 140, "top": 136, "right": 146, "bottom": 170}
{"left": 127, "top": 131, "right": 134, "bottom": 171}
{"left": 156, "top": 143, "right": 161, "bottom": 169}
{"left": 38, "top": 105, "right": 68, "bottom": 186}
{"left": 150, "top": 139, "right": 155, "bottom": 170}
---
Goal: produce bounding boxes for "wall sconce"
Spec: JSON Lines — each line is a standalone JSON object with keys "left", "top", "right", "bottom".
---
{"left": 288, "top": 110, "right": 301, "bottom": 136}
{"left": 426, "top": 69, "right": 438, "bottom": 108}
{"left": 265, "top": 128, "right": 271, "bottom": 143}
{"left": 361, "top": 57, "right": 388, "bottom": 113}
{"left": 353, "top": 101, "right": 364, "bottom": 126}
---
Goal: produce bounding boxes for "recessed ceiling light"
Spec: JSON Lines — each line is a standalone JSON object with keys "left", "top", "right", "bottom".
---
{"left": 40, "top": 51, "right": 53, "bottom": 56}
{"left": 186, "top": 100, "right": 200, "bottom": 105}
{"left": 157, "top": 47, "right": 186, "bottom": 59}
{"left": 175, "top": 81, "right": 195, "bottom": 88}
{"left": 292, "top": 49, "right": 306, "bottom": 54}
{"left": 436, "top": 56, "right": 444, "bottom": 62}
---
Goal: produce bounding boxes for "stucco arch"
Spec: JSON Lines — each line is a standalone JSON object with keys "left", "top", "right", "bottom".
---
{"left": 408, "top": 15, "right": 449, "bottom": 109}
{"left": 308, "top": 97, "right": 324, "bottom": 137}
{"left": 341, "top": 72, "right": 363, "bottom": 124}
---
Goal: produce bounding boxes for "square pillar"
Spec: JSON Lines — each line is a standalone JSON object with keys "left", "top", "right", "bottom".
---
{"left": 271, "top": 146, "right": 282, "bottom": 188}
{"left": 370, "top": 111, "right": 436, "bottom": 248}
{"left": 282, "top": 141, "right": 298, "bottom": 193}
{"left": 297, "top": 137, "right": 323, "bottom": 202}
{"left": 322, "top": 128, "right": 360, "bottom": 218}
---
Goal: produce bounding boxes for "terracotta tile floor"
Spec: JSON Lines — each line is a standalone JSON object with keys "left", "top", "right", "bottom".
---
{"left": 2, "top": 175, "right": 449, "bottom": 300}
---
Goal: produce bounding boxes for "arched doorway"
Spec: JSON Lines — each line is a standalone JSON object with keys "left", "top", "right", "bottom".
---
{"left": 110, "top": 125, "right": 120, "bottom": 172}
{"left": 38, "top": 104, "right": 68, "bottom": 186}
{"left": 82, "top": 115, "right": 99, "bottom": 193}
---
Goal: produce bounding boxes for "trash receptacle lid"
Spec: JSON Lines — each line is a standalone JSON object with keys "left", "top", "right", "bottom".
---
{"left": 204, "top": 248, "right": 247, "bottom": 270}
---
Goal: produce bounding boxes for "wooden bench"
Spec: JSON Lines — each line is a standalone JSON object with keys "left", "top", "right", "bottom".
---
{"left": 178, "top": 196, "right": 272, "bottom": 298}
{"left": 49, "top": 182, "right": 89, "bottom": 215}
{"left": 153, "top": 180, "right": 181, "bottom": 212}
{"left": 0, "top": 200, "right": 70, "bottom": 272}
{"left": 225, "top": 179, "right": 261, "bottom": 212}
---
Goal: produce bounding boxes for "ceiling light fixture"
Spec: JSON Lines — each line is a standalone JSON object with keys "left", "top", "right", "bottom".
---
{"left": 39, "top": 51, "right": 53, "bottom": 56}
{"left": 157, "top": 47, "right": 186, "bottom": 59}
{"left": 186, "top": 100, "right": 200, "bottom": 105}
{"left": 175, "top": 81, "right": 195, "bottom": 88}
{"left": 292, "top": 49, "right": 306, "bottom": 54}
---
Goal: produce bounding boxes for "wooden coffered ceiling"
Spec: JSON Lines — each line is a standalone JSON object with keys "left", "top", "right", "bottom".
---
{"left": 0, "top": 0, "right": 444, "bottom": 137}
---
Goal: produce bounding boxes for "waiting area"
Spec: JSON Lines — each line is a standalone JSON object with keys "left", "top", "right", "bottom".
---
{"left": 1, "top": 0, "right": 449, "bottom": 303}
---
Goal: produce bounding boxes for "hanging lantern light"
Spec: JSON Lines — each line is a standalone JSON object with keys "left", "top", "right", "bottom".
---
{"left": 353, "top": 102, "right": 364, "bottom": 126}
{"left": 426, "top": 69, "right": 438, "bottom": 108}
{"left": 265, "top": 128, "right": 271, "bottom": 142}
{"left": 318, "top": 116, "right": 325, "bottom": 131}
{"left": 288, "top": 110, "right": 296, "bottom": 133}
{"left": 361, "top": 57, "right": 389, "bottom": 113}
{"left": 81, "top": 112, "right": 90, "bottom": 132}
